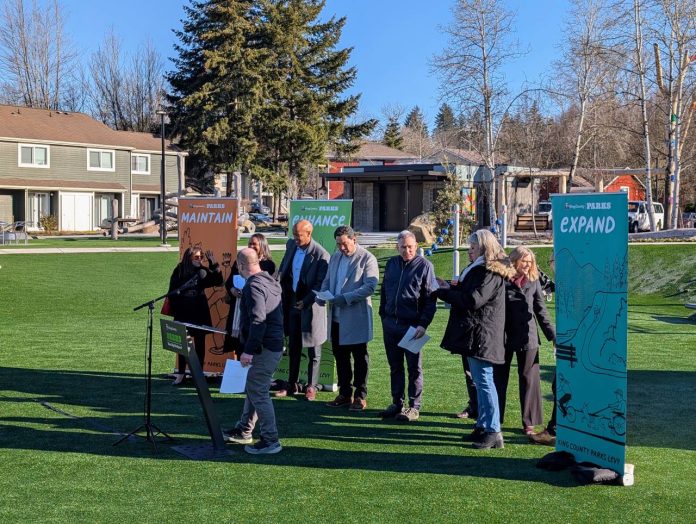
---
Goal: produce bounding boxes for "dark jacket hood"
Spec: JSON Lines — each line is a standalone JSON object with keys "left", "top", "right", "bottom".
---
{"left": 486, "top": 259, "right": 516, "bottom": 279}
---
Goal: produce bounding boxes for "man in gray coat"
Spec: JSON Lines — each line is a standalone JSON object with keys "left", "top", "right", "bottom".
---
{"left": 275, "top": 219, "right": 329, "bottom": 400}
{"left": 319, "top": 225, "right": 379, "bottom": 411}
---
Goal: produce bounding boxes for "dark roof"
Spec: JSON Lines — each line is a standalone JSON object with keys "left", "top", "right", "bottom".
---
{"left": 328, "top": 140, "right": 417, "bottom": 161}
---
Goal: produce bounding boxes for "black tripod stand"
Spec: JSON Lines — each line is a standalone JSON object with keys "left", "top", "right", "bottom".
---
{"left": 114, "top": 293, "right": 174, "bottom": 449}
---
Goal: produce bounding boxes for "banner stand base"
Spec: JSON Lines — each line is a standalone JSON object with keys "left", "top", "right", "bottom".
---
{"left": 171, "top": 443, "right": 233, "bottom": 461}
{"left": 621, "top": 463, "right": 635, "bottom": 486}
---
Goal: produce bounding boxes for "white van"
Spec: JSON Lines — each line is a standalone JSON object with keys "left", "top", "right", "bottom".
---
{"left": 628, "top": 201, "right": 664, "bottom": 232}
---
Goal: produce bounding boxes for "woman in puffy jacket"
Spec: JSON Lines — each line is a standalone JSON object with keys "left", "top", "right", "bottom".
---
{"left": 494, "top": 246, "right": 555, "bottom": 435}
{"left": 435, "top": 229, "right": 514, "bottom": 450}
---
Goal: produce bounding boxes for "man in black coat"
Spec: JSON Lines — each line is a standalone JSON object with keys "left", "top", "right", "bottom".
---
{"left": 224, "top": 248, "right": 284, "bottom": 455}
{"left": 275, "top": 219, "right": 329, "bottom": 400}
{"left": 379, "top": 230, "right": 437, "bottom": 422}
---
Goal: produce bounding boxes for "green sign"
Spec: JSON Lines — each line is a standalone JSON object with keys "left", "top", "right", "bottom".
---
{"left": 160, "top": 319, "right": 189, "bottom": 356}
{"left": 274, "top": 342, "right": 337, "bottom": 392}
{"left": 289, "top": 199, "right": 352, "bottom": 253}
{"left": 552, "top": 192, "right": 628, "bottom": 474}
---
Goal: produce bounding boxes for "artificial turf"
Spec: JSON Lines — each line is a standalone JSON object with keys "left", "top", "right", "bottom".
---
{"left": 0, "top": 245, "right": 694, "bottom": 522}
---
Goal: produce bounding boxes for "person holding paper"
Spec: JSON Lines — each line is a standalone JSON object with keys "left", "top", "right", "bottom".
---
{"left": 378, "top": 230, "right": 437, "bottom": 422}
{"left": 224, "top": 248, "right": 285, "bottom": 455}
{"left": 434, "top": 230, "right": 514, "bottom": 449}
{"left": 319, "top": 225, "right": 379, "bottom": 411}
{"left": 275, "top": 219, "right": 329, "bottom": 401}
{"left": 167, "top": 247, "right": 223, "bottom": 385}
{"left": 223, "top": 234, "right": 276, "bottom": 356}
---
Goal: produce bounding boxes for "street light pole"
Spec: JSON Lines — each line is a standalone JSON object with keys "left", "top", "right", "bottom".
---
{"left": 156, "top": 110, "right": 168, "bottom": 246}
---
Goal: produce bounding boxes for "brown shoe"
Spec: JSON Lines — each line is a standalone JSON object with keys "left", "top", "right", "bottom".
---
{"left": 305, "top": 386, "right": 317, "bottom": 401}
{"left": 326, "top": 394, "right": 352, "bottom": 407}
{"left": 529, "top": 429, "right": 556, "bottom": 446}
{"left": 349, "top": 398, "right": 367, "bottom": 411}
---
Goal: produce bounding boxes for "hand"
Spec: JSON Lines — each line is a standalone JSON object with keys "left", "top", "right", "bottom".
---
{"left": 230, "top": 288, "right": 242, "bottom": 298}
{"left": 294, "top": 301, "right": 304, "bottom": 310}
{"left": 205, "top": 249, "right": 217, "bottom": 265}
{"left": 240, "top": 353, "right": 253, "bottom": 367}
{"left": 412, "top": 326, "right": 426, "bottom": 339}
{"left": 436, "top": 277, "right": 450, "bottom": 290}
{"left": 450, "top": 279, "right": 459, "bottom": 287}
{"left": 315, "top": 298, "right": 326, "bottom": 307}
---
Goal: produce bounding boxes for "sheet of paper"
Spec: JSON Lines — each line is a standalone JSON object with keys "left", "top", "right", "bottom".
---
{"left": 233, "top": 275, "right": 246, "bottom": 290}
{"left": 219, "top": 359, "right": 250, "bottom": 394}
{"left": 315, "top": 290, "right": 334, "bottom": 301}
{"left": 397, "top": 326, "right": 431, "bottom": 354}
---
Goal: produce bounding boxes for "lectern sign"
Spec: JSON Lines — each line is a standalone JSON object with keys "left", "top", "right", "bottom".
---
{"left": 160, "top": 319, "right": 189, "bottom": 355}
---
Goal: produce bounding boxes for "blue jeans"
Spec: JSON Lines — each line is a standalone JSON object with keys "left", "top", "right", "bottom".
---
{"left": 468, "top": 357, "right": 501, "bottom": 433}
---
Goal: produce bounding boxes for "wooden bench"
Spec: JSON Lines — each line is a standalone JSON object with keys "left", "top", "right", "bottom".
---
{"left": 686, "top": 303, "right": 696, "bottom": 321}
{"left": 515, "top": 214, "right": 550, "bottom": 231}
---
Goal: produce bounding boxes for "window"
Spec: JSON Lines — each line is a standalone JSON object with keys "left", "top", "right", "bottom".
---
{"left": 18, "top": 144, "right": 50, "bottom": 168}
{"left": 131, "top": 153, "right": 150, "bottom": 175}
{"left": 619, "top": 186, "right": 629, "bottom": 193}
{"left": 87, "top": 149, "right": 115, "bottom": 171}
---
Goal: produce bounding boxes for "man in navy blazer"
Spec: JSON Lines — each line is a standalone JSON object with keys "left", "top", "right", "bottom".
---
{"left": 275, "top": 219, "right": 329, "bottom": 400}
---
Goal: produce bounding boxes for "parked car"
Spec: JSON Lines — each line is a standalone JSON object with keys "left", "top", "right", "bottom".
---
{"left": 537, "top": 200, "right": 552, "bottom": 226}
{"left": 249, "top": 201, "right": 270, "bottom": 214}
{"left": 249, "top": 212, "right": 272, "bottom": 225}
{"left": 628, "top": 200, "right": 664, "bottom": 232}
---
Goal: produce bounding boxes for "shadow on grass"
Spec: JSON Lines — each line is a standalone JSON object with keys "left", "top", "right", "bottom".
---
{"left": 1, "top": 365, "right": 694, "bottom": 476}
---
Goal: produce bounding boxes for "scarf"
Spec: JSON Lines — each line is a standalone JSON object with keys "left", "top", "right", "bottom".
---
{"left": 458, "top": 256, "right": 485, "bottom": 283}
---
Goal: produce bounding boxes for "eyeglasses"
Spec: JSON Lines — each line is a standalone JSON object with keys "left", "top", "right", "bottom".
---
{"left": 192, "top": 254, "right": 204, "bottom": 260}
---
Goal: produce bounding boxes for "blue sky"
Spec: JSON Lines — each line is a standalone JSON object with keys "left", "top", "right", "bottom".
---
{"left": 61, "top": 0, "right": 568, "bottom": 126}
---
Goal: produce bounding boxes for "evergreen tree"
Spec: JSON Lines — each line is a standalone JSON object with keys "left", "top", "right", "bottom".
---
{"left": 404, "top": 105, "right": 429, "bottom": 137}
{"left": 434, "top": 103, "right": 456, "bottom": 135}
{"left": 167, "top": 0, "right": 267, "bottom": 195}
{"left": 256, "top": 0, "right": 373, "bottom": 188}
{"left": 382, "top": 116, "right": 403, "bottom": 150}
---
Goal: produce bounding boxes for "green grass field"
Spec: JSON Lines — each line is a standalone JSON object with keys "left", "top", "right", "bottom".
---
{"left": 0, "top": 245, "right": 695, "bottom": 522}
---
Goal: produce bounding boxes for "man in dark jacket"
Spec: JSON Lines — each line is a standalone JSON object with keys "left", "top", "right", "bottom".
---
{"left": 275, "top": 219, "right": 329, "bottom": 400}
{"left": 379, "top": 230, "right": 437, "bottom": 422}
{"left": 224, "top": 248, "right": 284, "bottom": 455}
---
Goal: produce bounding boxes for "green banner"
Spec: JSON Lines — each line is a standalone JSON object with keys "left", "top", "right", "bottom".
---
{"left": 273, "top": 342, "right": 337, "bottom": 392}
{"left": 552, "top": 192, "right": 628, "bottom": 474}
{"left": 289, "top": 199, "right": 352, "bottom": 253}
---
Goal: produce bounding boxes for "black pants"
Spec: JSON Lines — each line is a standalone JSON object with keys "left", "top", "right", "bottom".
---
{"left": 287, "top": 308, "right": 322, "bottom": 388}
{"left": 331, "top": 322, "right": 369, "bottom": 400}
{"left": 494, "top": 346, "right": 543, "bottom": 427}
{"left": 461, "top": 354, "right": 478, "bottom": 414}
{"left": 176, "top": 330, "right": 207, "bottom": 373}
{"left": 383, "top": 323, "right": 423, "bottom": 409}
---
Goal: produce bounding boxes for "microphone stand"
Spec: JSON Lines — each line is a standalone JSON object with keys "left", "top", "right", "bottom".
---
{"left": 114, "top": 290, "right": 177, "bottom": 449}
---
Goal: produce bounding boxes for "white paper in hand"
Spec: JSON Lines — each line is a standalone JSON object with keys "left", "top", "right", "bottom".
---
{"left": 233, "top": 274, "right": 246, "bottom": 290}
{"left": 220, "top": 359, "right": 249, "bottom": 394}
{"left": 397, "top": 326, "right": 431, "bottom": 354}
{"left": 315, "top": 290, "right": 335, "bottom": 301}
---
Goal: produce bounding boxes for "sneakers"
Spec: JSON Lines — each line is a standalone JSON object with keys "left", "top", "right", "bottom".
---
{"left": 244, "top": 439, "right": 282, "bottom": 455}
{"left": 326, "top": 394, "right": 353, "bottom": 407}
{"left": 529, "top": 428, "right": 556, "bottom": 446}
{"left": 461, "top": 426, "right": 485, "bottom": 442}
{"left": 396, "top": 407, "right": 420, "bottom": 422}
{"left": 472, "top": 431, "right": 504, "bottom": 449}
{"left": 349, "top": 398, "right": 367, "bottom": 411}
{"left": 379, "top": 403, "right": 403, "bottom": 418}
{"left": 223, "top": 428, "right": 253, "bottom": 445}
{"left": 305, "top": 386, "right": 317, "bottom": 401}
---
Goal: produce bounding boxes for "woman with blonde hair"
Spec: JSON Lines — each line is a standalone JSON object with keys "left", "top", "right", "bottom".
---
{"left": 435, "top": 229, "right": 515, "bottom": 449}
{"left": 494, "top": 246, "right": 555, "bottom": 435}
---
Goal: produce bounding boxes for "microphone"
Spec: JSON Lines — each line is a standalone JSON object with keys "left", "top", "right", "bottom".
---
{"left": 177, "top": 269, "right": 207, "bottom": 294}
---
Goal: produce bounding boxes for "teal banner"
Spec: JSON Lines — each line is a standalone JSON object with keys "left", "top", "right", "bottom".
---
{"left": 551, "top": 192, "right": 628, "bottom": 474}
{"left": 289, "top": 200, "right": 352, "bottom": 253}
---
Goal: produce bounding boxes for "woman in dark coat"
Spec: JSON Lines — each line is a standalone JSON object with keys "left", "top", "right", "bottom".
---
{"left": 223, "top": 233, "right": 276, "bottom": 355}
{"left": 435, "top": 229, "right": 515, "bottom": 449}
{"left": 494, "top": 246, "right": 556, "bottom": 435}
{"left": 168, "top": 246, "right": 223, "bottom": 385}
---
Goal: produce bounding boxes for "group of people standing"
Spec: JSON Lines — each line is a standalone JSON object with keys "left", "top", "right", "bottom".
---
{"left": 166, "top": 221, "right": 557, "bottom": 455}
